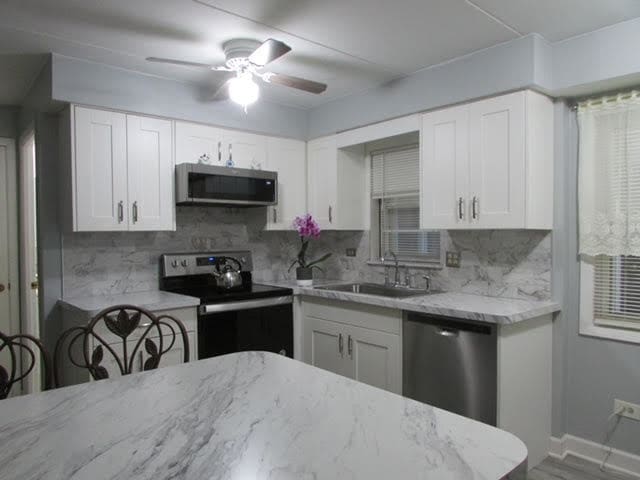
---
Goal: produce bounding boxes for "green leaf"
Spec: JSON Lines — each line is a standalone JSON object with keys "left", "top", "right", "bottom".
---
{"left": 306, "top": 253, "right": 332, "bottom": 268}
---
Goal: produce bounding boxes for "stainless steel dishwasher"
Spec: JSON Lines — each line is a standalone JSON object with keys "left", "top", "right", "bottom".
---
{"left": 403, "top": 313, "right": 497, "bottom": 425}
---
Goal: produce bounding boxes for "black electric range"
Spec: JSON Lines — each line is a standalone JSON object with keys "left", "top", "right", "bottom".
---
{"left": 160, "top": 251, "right": 294, "bottom": 360}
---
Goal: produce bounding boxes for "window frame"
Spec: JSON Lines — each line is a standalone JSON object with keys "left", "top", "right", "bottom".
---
{"left": 579, "top": 256, "right": 640, "bottom": 344}
{"left": 368, "top": 145, "right": 443, "bottom": 269}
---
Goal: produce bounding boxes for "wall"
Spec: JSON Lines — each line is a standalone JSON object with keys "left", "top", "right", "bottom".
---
{"left": 0, "top": 107, "right": 18, "bottom": 138}
{"left": 61, "top": 206, "right": 551, "bottom": 301}
{"left": 51, "top": 54, "right": 309, "bottom": 140}
{"left": 553, "top": 101, "right": 640, "bottom": 456}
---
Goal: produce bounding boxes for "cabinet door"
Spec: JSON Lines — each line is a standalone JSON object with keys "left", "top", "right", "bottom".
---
{"left": 74, "top": 107, "right": 128, "bottom": 231}
{"left": 142, "top": 331, "right": 195, "bottom": 368}
{"left": 265, "top": 137, "right": 306, "bottom": 230}
{"left": 344, "top": 324, "right": 401, "bottom": 394}
{"left": 126, "top": 115, "right": 175, "bottom": 231}
{"left": 304, "top": 317, "right": 348, "bottom": 377}
{"left": 222, "top": 131, "right": 266, "bottom": 170}
{"left": 307, "top": 137, "right": 337, "bottom": 229}
{"left": 420, "top": 105, "right": 469, "bottom": 229}
{"left": 175, "top": 121, "right": 223, "bottom": 166}
{"left": 468, "top": 92, "right": 526, "bottom": 228}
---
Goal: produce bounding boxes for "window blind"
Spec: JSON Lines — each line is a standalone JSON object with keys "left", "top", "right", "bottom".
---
{"left": 594, "top": 255, "right": 640, "bottom": 330}
{"left": 371, "top": 147, "right": 441, "bottom": 264}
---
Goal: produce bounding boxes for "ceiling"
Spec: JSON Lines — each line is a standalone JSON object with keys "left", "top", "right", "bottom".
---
{"left": 0, "top": 0, "right": 639, "bottom": 108}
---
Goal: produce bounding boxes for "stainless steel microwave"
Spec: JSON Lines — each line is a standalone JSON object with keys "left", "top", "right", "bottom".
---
{"left": 175, "top": 163, "right": 278, "bottom": 207}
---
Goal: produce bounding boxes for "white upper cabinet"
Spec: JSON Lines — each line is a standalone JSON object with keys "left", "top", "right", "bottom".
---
{"left": 175, "top": 122, "right": 223, "bottom": 166}
{"left": 307, "top": 136, "right": 367, "bottom": 230}
{"left": 126, "top": 115, "right": 175, "bottom": 231}
{"left": 420, "top": 90, "right": 553, "bottom": 230}
{"left": 73, "top": 107, "right": 129, "bottom": 231}
{"left": 175, "top": 121, "right": 266, "bottom": 170}
{"left": 265, "top": 137, "right": 307, "bottom": 230}
{"left": 468, "top": 93, "right": 526, "bottom": 228}
{"left": 221, "top": 131, "right": 266, "bottom": 170}
{"left": 420, "top": 105, "right": 469, "bottom": 229}
{"left": 67, "top": 106, "right": 175, "bottom": 232}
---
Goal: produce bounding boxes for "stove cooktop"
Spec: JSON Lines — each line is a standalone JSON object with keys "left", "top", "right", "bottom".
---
{"left": 164, "top": 283, "right": 293, "bottom": 305}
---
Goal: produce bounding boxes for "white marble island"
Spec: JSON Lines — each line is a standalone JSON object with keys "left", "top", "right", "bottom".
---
{"left": 0, "top": 352, "right": 527, "bottom": 480}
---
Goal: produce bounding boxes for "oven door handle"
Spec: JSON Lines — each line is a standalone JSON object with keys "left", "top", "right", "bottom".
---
{"left": 199, "top": 296, "right": 293, "bottom": 315}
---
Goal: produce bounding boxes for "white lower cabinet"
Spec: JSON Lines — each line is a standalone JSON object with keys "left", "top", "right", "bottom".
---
{"left": 302, "top": 298, "right": 401, "bottom": 394}
{"left": 59, "top": 306, "right": 198, "bottom": 386}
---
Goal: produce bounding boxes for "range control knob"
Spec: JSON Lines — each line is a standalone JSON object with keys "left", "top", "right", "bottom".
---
{"left": 171, "top": 260, "right": 178, "bottom": 268}
{"left": 181, "top": 259, "right": 189, "bottom": 267}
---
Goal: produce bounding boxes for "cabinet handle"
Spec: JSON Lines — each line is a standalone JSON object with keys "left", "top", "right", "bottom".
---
{"left": 338, "top": 333, "right": 343, "bottom": 354}
{"left": 137, "top": 321, "right": 152, "bottom": 330}
{"left": 273, "top": 208, "right": 277, "bottom": 223}
{"left": 458, "top": 197, "right": 464, "bottom": 220}
{"left": 218, "top": 141, "right": 222, "bottom": 163}
{"left": 347, "top": 335, "right": 353, "bottom": 357}
{"left": 132, "top": 201, "right": 138, "bottom": 223}
{"left": 472, "top": 196, "right": 478, "bottom": 220}
{"left": 118, "top": 201, "right": 124, "bottom": 223}
{"left": 228, "top": 143, "right": 233, "bottom": 167}
{"left": 328, "top": 206, "right": 333, "bottom": 223}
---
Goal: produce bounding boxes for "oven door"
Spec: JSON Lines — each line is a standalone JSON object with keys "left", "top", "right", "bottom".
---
{"left": 176, "top": 163, "right": 277, "bottom": 206}
{"left": 198, "top": 297, "right": 293, "bottom": 360}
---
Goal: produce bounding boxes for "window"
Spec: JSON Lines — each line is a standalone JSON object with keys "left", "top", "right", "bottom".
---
{"left": 370, "top": 146, "right": 441, "bottom": 266}
{"left": 578, "top": 91, "right": 640, "bottom": 342}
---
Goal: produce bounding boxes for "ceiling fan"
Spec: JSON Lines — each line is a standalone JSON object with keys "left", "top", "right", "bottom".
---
{"left": 147, "top": 38, "right": 327, "bottom": 110}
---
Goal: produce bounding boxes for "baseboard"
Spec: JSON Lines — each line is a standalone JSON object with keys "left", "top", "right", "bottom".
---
{"left": 549, "top": 434, "right": 640, "bottom": 478}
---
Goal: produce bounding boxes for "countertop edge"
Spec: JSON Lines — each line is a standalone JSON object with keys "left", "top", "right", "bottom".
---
{"left": 57, "top": 291, "right": 201, "bottom": 317}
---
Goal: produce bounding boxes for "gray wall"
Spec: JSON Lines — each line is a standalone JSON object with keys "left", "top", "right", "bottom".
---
{"left": 553, "top": 101, "right": 640, "bottom": 455}
{"left": 307, "top": 35, "right": 542, "bottom": 138}
{"left": 0, "top": 107, "right": 17, "bottom": 138}
{"left": 51, "top": 54, "right": 308, "bottom": 140}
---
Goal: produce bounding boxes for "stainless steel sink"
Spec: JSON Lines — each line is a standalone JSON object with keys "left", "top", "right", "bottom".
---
{"left": 315, "top": 282, "right": 435, "bottom": 298}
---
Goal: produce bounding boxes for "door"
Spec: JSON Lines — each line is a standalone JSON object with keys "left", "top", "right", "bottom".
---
{"left": 421, "top": 105, "right": 469, "bottom": 229}
{"left": 222, "top": 131, "right": 266, "bottom": 169}
{"left": 19, "top": 131, "right": 40, "bottom": 394}
{"left": 265, "top": 137, "right": 306, "bottom": 230}
{"left": 307, "top": 137, "right": 337, "bottom": 229}
{"left": 468, "top": 92, "right": 526, "bottom": 228}
{"left": 345, "top": 324, "right": 401, "bottom": 394}
{"left": 74, "top": 107, "right": 128, "bottom": 231}
{"left": 304, "top": 317, "right": 348, "bottom": 377}
{"left": 126, "top": 115, "right": 175, "bottom": 231}
{"left": 0, "top": 138, "right": 20, "bottom": 390}
{"left": 175, "top": 121, "right": 223, "bottom": 166}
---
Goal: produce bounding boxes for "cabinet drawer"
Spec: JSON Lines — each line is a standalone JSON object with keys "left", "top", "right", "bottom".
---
{"left": 303, "top": 297, "right": 401, "bottom": 335}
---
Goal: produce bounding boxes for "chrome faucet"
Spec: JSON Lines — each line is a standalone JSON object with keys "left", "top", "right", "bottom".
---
{"left": 381, "top": 250, "right": 400, "bottom": 286}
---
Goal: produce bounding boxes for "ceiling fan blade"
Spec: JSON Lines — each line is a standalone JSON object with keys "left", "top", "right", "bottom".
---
{"left": 248, "top": 39, "right": 291, "bottom": 67}
{"left": 146, "top": 57, "right": 216, "bottom": 69}
{"left": 263, "top": 73, "right": 327, "bottom": 94}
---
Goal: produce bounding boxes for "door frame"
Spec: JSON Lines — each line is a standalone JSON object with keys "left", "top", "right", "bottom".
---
{"left": 19, "top": 128, "right": 41, "bottom": 393}
{"left": 0, "top": 137, "right": 21, "bottom": 391}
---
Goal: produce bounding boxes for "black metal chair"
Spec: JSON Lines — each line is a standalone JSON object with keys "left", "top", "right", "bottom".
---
{"left": 54, "top": 305, "right": 190, "bottom": 385}
{"left": 0, "top": 331, "right": 53, "bottom": 399}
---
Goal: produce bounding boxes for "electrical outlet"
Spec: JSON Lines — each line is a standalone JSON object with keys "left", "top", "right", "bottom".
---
{"left": 445, "top": 251, "right": 461, "bottom": 268}
{"left": 346, "top": 248, "right": 357, "bottom": 257}
{"left": 614, "top": 399, "right": 640, "bottom": 421}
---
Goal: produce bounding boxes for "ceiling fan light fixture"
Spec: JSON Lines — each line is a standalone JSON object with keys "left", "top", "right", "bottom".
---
{"left": 229, "top": 72, "right": 259, "bottom": 109}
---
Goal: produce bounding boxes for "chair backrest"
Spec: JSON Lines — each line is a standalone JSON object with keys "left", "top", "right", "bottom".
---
{"left": 54, "top": 305, "right": 190, "bottom": 385}
{"left": 0, "top": 332, "right": 52, "bottom": 400}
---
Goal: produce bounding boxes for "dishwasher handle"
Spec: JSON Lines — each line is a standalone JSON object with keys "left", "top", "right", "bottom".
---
{"left": 436, "top": 328, "right": 459, "bottom": 338}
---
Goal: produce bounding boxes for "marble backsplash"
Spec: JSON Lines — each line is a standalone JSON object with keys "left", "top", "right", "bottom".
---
{"left": 62, "top": 207, "right": 552, "bottom": 301}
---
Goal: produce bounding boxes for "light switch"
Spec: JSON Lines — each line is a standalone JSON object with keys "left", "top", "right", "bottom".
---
{"left": 446, "top": 251, "right": 461, "bottom": 268}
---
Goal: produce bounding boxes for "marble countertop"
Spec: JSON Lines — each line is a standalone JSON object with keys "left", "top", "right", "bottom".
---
{"left": 0, "top": 352, "right": 527, "bottom": 480}
{"left": 57, "top": 290, "right": 200, "bottom": 316}
{"left": 260, "top": 280, "right": 560, "bottom": 325}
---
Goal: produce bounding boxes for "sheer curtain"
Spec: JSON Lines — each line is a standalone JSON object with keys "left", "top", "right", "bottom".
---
{"left": 578, "top": 91, "right": 640, "bottom": 256}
